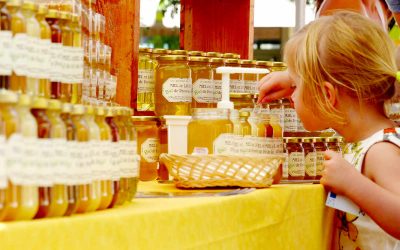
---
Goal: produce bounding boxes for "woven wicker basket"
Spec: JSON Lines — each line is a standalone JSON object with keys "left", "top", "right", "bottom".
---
{"left": 159, "top": 154, "right": 285, "bottom": 188}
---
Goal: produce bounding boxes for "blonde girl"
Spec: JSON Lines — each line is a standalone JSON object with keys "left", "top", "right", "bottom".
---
{"left": 284, "top": 11, "right": 400, "bottom": 249}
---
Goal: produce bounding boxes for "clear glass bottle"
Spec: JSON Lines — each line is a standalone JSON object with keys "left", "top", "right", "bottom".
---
{"left": 155, "top": 55, "right": 191, "bottom": 116}
{"left": 31, "top": 97, "right": 52, "bottom": 219}
{"left": 84, "top": 105, "right": 102, "bottom": 212}
{"left": 189, "top": 56, "right": 214, "bottom": 108}
{"left": 0, "top": 0, "right": 12, "bottom": 90}
{"left": 7, "top": 0, "right": 26, "bottom": 94}
{"left": 285, "top": 137, "right": 305, "bottom": 180}
{"left": 132, "top": 116, "right": 160, "bottom": 181}
{"left": 0, "top": 90, "right": 19, "bottom": 221}
{"left": 137, "top": 48, "right": 155, "bottom": 112}
{"left": 36, "top": 4, "right": 51, "bottom": 99}
{"left": 302, "top": 138, "right": 316, "bottom": 180}
{"left": 188, "top": 108, "right": 233, "bottom": 154}
{"left": 46, "top": 99, "right": 68, "bottom": 217}
{"left": 240, "top": 60, "right": 257, "bottom": 94}
{"left": 95, "top": 106, "right": 114, "bottom": 210}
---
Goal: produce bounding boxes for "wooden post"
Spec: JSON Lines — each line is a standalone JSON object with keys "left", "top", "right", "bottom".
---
{"left": 180, "top": 0, "right": 254, "bottom": 59}
{"left": 96, "top": 0, "right": 140, "bottom": 108}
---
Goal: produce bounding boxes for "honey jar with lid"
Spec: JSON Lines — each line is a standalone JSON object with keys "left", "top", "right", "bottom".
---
{"left": 240, "top": 60, "right": 257, "bottom": 94}
{"left": 325, "top": 137, "right": 342, "bottom": 153}
{"left": 138, "top": 48, "right": 155, "bottom": 112}
{"left": 285, "top": 137, "right": 305, "bottom": 180}
{"left": 302, "top": 137, "right": 316, "bottom": 180}
{"left": 313, "top": 137, "right": 327, "bottom": 180}
{"left": 210, "top": 58, "right": 224, "bottom": 103}
{"left": 189, "top": 56, "right": 214, "bottom": 108}
{"left": 224, "top": 58, "right": 243, "bottom": 93}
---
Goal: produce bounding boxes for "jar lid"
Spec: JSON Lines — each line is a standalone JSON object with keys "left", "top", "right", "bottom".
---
{"left": 256, "top": 61, "right": 274, "bottom": 67}
{"left": 31, "top": 97, "right": 48, "bottom": 109}
{"left": 59, "top": 11, "right": 72, "bottom": 20}
{"left": 224, "top": 59, "right": 239, "bottom": 64}
{"left": 48, "top": 99, "right": 62, "bottom": 111}
{"left": 105, "top": 107, "right": 116, "bottom": 117}
{"left": 206, "top": 52, "right": 222, "bottom": 58}
{"left": 239, "top": 111, "right": 250, "bottom": 117}
{"left": 152, "top": 48, "right": 169, "bottom": 54}
{"left": 188, "top": 51, "right": 205, "bottom": 56}
{"left": 139, "top": 47, "right": 152, "bottom": 53}
{"left": 37, "top": 4, "right": 48, "bottom": 15}
{"left": 230, "top": 93, "right": 253, "bottom": 99}
{"left": 325, "top": 137, "right": 341, "bottom": 143}
{"left": 21, "top": 1, "right": 37, "bottom": 11}
{"left": 114, "top": 106, "right": 124, "bottom": 116}
{"left": 222, "top": 53, "right": 240, "bottom": 59}
{"left": 210, "top": 58, "right": 224, "bottom": 64}
{"left": 17, "top": 94, "right": 32, "bottom": 106}
{"left": 301, "top": 137, "right": 313, "bottom": 143}
{"left": 85, "top": 105, "right": 95, "bottom": 115}
{"left": 158, "top": 55, "right": 187, "bottom": 61}
{"left": 95, "top": 106, "right": 105, "bottom": 116}
{"left": 240, "top": 60, "right": 256, "bottom": 65}
{"left": 189, "top": 56, "right": 210, "bottom": 62}
{"left": 287, "top": 137, "right": 302, "bottom": 143}
{"left": 313, "top": 137, "right": 325, "bottom": 143}
{"left": 72, "top": 104, "right": 86, "bottom": 115}
{"left": 170, "top": 50, "right": 188, "bottom": 55}
{"left": 46, "top": 9, "right": 59, "bottom": 19}
{"left": 62, "top": 103, "right": 73, "bottom": 113}
{"left": 272, "top": 62, "right": 287, "bottom": 67}
{"left": 71, "top": 14, "right": 79, "bottom": 23}
{"left": 131, "top": 116, "right": 158, "bottom": 122}
{"left": 6, "top": 0, "right": 21, "bottom": 7}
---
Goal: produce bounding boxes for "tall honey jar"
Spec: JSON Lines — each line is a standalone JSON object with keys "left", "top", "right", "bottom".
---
{"left": 225, "top": 59, "right": 243, "bottom": 93}
{"left": 210, "top": 58, "right": 224, "bottom": 103}
{"left": 313, "top": 137, "right": 327, "bottom": 180}
{"left": 188, "top": 108, "right": 233, "bottom": 154}
{"left": 155, "top": 55, "right": 192, "bottom": 116}
{"left": 189, "top": 56, "right": 214, "bottom": 108}
{"left": 240, "top": 60, "right": 257, "bottom": 94}
{"left": 302, "top": 137, "right": 316, "bottom": 180}
{"left": 132, "top": 116, "right": 160, "bottom": 181}
{"left": 137, "top": 48, "right": 155, "bottom": 112}
{"left": 36, "top": 4, "right": 51, "bottom": 99}
{"left": 285, "top": 137, "right": 305, "bottom": 180}
{"left": 0, "top": 0, "right": 12, "bottom": 90}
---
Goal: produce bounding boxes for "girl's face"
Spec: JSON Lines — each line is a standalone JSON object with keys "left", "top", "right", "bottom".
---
{"left": 289, "top": 73, "right": 331, "bottom": 132}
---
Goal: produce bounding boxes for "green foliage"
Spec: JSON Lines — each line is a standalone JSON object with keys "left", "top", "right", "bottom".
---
{"left": 158, "top": 0, "right": 180, "bottom": 18}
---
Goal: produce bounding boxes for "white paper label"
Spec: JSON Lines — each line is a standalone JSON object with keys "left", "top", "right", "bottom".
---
{"left": 288, "top": 152, "right": 305, "bottom": 177}
{"left": 284, "top": 108, "right": 298, "bottom": 132}
{"left": 270, "top": 108, "right": 284, "bottom": 128}
{"left": 37, "top": 39, "right": 51, "bottom": 79}
{"left": 0, "top": 31, "right": 13, "bottom": 76}
{"left": 316, "top": 151, "right": 325, "bottom": 176}
{"left": 162, "top": 78, "right": 192, "bottom": 102}
{"left": 305, "top": 152, "right": 317, "bottom": 177}
{"left": 27, "top": 36, "right": 42, "bottom": 79}
{"left": 193, "top": 79, "right": 215, "bottom": 103}
{"left": 244, "top": 80, "right": 258, "bottom": 94}
{"left": 282, "top": 153, "right": 289, "bottom": 179}
{"left": 230, "top": 79, "right": 244, "bottom": 93}
{"left": 50, "top": 43, "right": 63, "bottom": 82}
{"left": 11, "top": 33, "right": 29, "bottom": 76}
{"left": 109, "top": 141, "right": 120, "bottom": 181}
{"left": 214, "top": 79, "right": 222, "bottom": 102}
{"left": 138, "top": 69, "right": 155, "bottom": 93}
{"left": 141, "top": 138, "right": 160, "bottom": 163}
{"left": 35, "top": 139, "right": 54, "bottom": 187}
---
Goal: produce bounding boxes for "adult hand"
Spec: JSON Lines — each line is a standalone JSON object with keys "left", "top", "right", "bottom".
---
{"left": 257, "top": 70, "right": 295, "bottom": 103}
{"left": 320, "top": 150, "right": 360, "bottom": 195}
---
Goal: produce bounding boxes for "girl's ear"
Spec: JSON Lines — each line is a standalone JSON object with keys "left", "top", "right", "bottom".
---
{"left": 322, "top": 81, "right": 337, "bottom": 107}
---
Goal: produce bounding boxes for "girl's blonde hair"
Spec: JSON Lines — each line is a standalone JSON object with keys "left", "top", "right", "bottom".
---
{"left": 284, "top": 11, "right": 397, "bottom": 124}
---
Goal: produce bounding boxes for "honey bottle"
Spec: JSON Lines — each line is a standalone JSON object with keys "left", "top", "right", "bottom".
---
{"left": 240, "top": 60, "right": 257, "bottom": 94}
{"left": 189, "top": 56, "right": 214, "bottom": 108}
{"left": 71, "top": 104, "right": 93, "bottom": 213}
{"left": 45, "top": 9, "right": 62, "bottom": 99}
{"left": 224, "top": 59, "right": 243, "bottom": 93}
{"left": 155, "top": 55, "right": 192, "bottom": 116}
{"left": 36, "top": 4, "right": 51, "bottom": 98}
{"left": 31, "top": 97, "right": 53, "bottom": 219}
{"left": 209, "top": 58, "right": 224, "bottom": 103}
{"left": 21, "top": 0, "right": 40, "bottom": 96}
{"left": 230, "top": 109, "right": 241, "bottom": 136}
{"left": 314, "top": 137, "right": 328, "bottom": 180}
{"left": 46, "top": 99, "right": 69, "bottom": 217}
{"left": 70, "top": 13, "right": 83, "bottom": 104}
{"left": 285, "top": 137, "right": 305, "bottom": 180}
{"left": 302, "top": 138, "right": 316, "bottom": 180}
{"left": 137, "top": 47, "right": 155, "bottom": 112}
{"left": 83, "top": 105, "right": 102, "bottom": 212}
{"left": 59, "top": 11, "right": 73, "bottom": 102}
{"left": 238, "top": 111, "right": 251, "bottom": 136}
{"left": 95, "top": 106, "right": 114, "bottom": 210}
{"left": 0, "top": 0, "right": 12, "bottom": 89}
{"left": 105, "top": 107, "right": 120, "bottom": 208}
{"left": 60, "top": 102, "right": 78, "bottom": 216}
{"left": 270, "top": 114, "right": 283, "bottom": 138}
{"left": 6, "top": 94, "right": 39, "bottom": 221}
{"left": 7, "top": 0, "right": 26, "bottom": 94}
{"left": 114, "top": 107, "right": 128, "bottom": 205}
{"left": 0, "top": 90, "right": 20, "bottom": 221}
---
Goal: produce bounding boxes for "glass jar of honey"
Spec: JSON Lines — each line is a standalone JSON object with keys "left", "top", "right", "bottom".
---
{"left": 282, "top": 98, "right": 297, "bottom": 137}
{"left": 0, "top": 0, "right": 12, "bottom": 90}
{"left": 270, "top": 114, "right": 282, "bottom": 138}
{"left": 210, "top": 58, "right": 224, "bottom": 103}
{"left": 230, "top": 93, "right": 254, "bottom": 110}
{"left": 71, "top": 13, "right": 82, "bottom": 104}
{"left": 240, "top": 60, "right": 257, "bottom": 94}
{"left": 59, "top": 11, "right": 73, "bottom": 102}
{"left": 325, "top": 137, "right": 342, "bottom": 153}
{"left": 285, "top": 137, "right": 305, "bottom": 180}
{"left": 137, "top": 48, "right": 155, "bottom": 112}
{"left": 188, "top": 108, "right": 233, "bottom": 154}
{"left": 132, "top": 116, "right": 160, "bottom": 181}
{"left": 36, "top": 4, "right": 51, "bottom": 99}
{"left": 157, "top": 117, "right": 169, "bottom": 181}
{"left": 302, "top": 137, "right": 316, "bottom": 180}
{"left": 225, "top": 59, "right": 243, "bottom": 93}
{"left": 94, "top": 106, "right": 114, "bottom": 210}
{"left": 313, "top": 137, "right": 327, "bottom": 180}
{"left": 155, "top": 55, "right": 192, "bottom": 116}
{"left": 0, "top": 90, "right": 20, "bottom": 221}
{"left": 114, "top": 107, "right": 129, "bottom": 205}
{"left": 189, "top": 56, "right": 214, "bottom": 108}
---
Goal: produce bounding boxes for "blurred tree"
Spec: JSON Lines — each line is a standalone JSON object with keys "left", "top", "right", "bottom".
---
{"left": 159, "top": 0, "right": 180, "bottom": 18}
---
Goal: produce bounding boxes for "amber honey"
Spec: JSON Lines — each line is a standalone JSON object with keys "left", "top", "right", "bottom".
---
{"left": 59, "top": 11, "right": 73, "bottom": 102}
{"left": 155, "top": 55, "right": 191, "bottom": 116}
{"left": 238, "top": 111, "right": 251, "bottom": 136}
{"left": 210, "top": 58, "right": 224, "bottom": 103}
{"left": 285, "top": 137, "right": 305, "bottom": 180}
{"left": 314, "top": 137, "right": 327, "bottom": 180}
{"left": 71, "top": 14, "right": 82, "bottom": 104}
{"left": 188, "top": 108, "right": 233, "bottom": 154}
{"left": 137, "top": 48, "right": 155, "bottom": 112}
{"left": 0, "top": 0, "right": 11, "bottom": 90}
{"left": 302, "top": 138, "right": 316, "bottom": 180}
{"left": 36, "top": 4, "right": 51, "bottom": 98}
{"left": 189, "top": 56, "right": 214, "bottom": 108}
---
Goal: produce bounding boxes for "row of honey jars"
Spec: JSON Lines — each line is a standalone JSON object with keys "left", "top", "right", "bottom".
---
{"left": 0, "top": 1, "right": 84, "bottom": 103}
{"left": 0, "top": 93, "right": 138, "bottom": 221}
{"left": 282, "top": 137, "right": 342, "bottom": 181}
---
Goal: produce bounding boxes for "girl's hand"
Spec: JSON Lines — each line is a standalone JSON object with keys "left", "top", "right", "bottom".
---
{"left": 257, "top": 70, "right": 295, "bottom": 103}
{"left": 320, "top": 150, "right": 360, "bottom": 195}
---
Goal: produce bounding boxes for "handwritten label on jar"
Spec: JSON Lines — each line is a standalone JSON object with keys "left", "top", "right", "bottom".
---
{"left": 214, "top": 79, "right": 222, "bottom": 102}
{"left": 305, "top": 152, "right": 317, "bottom": 177}
{"left": 288, "top": 152, "right": 305, "bottom": 177}
{"left": 284, "top": 108, "right": 298, "bottom": 132}
{"left": 193, "top": 79, "right": 214, "bottom": 103}
{"left": 230, "top": 79, "right": 244, "bottom": 93}
{"left": 244, "top": 80, "right": 258, "bottom": 94}
{"left": 11, "top": 33, "right": 29, "bottom": 76}
{"left": 316, "top": 151, "right": 325, "bottom": 176}
{"left": 141, "top": 138, "right": 160, "bottom": 163}
{"left": 162, "top": 78, "right": 192, "bottom": 102}
{"left": 0, "top": 31, "right": 13, "bottom": 76}
{"left": 138, "top": 69, "right": 155, "bottom": 93}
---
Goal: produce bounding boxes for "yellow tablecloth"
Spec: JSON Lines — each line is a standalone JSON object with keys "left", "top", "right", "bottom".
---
{"left": 0, "top": 182, "right": 334, "bottom": 250}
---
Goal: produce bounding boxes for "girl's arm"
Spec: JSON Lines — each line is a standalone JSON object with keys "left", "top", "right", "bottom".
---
{"left": 321, "top": 143, "right": 400, "bottom": 239}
